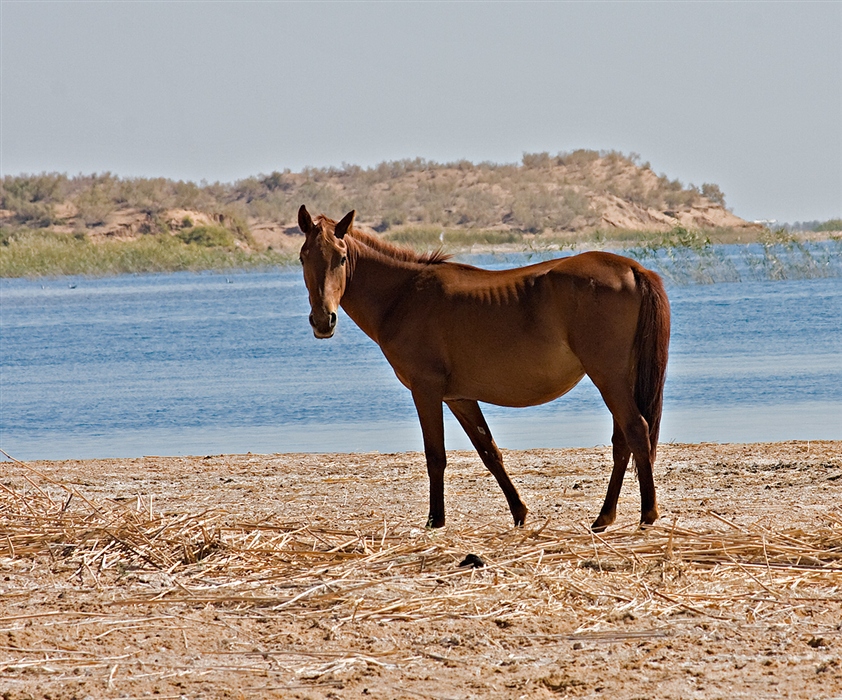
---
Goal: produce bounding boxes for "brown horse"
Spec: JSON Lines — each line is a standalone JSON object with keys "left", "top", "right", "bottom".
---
{"left": 298, "top": 205, "right": 670, "bottom": 532}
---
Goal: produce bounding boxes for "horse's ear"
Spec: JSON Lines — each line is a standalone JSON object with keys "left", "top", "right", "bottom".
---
{"left": 298, "top": 205, "right": 314, "bottom": 235}
{"left": 334, "top": 210, "right": 355, "bottom": 240}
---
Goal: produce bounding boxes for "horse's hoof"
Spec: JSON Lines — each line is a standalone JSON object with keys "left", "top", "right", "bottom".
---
{"left": 591, "top": 513, "right": 615, "bottom": 533}
{"left": 426, "top": 515, "right": 445, "bottom": 529}
{"left": 640, "top": 508, "right": 659, "bottom": 526}
{"left": 512, "top": 508, "right": 528, "bottom": 528}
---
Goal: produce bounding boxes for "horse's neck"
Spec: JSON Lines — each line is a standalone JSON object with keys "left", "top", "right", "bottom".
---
{"left": 341, "top": 243, "right": 420, "bottom": 342}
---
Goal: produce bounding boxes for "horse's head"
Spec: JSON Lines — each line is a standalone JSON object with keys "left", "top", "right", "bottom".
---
{"left": 298, "top": 205, "right": 354, "bottom": 339}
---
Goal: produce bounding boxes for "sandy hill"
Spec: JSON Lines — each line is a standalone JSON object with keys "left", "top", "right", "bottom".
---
{"left": 1, "top": 151, "right": 761, "bottom": 253}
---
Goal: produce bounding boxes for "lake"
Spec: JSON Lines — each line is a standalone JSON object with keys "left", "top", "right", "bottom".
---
{"left": 1, "top": 250, "right": 840, "bottom": 460}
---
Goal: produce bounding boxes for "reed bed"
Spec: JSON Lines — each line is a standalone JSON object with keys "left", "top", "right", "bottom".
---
{"left": 627, "top": 229, "right": 842, "bottom": 284}
{"left": 3, "top": 458, "right": 841, "bottom": 631}
{"left": 0, "top": 229, "right": 296, "bottom": 277}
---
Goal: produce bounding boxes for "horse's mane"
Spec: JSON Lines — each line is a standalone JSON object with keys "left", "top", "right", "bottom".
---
{"left": 314, "top": 215, "right": 450, "bottom": 266}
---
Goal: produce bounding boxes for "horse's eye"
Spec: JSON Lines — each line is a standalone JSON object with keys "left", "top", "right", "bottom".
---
{"left": 340, "top": 255, "right": 347, "bottom": 265}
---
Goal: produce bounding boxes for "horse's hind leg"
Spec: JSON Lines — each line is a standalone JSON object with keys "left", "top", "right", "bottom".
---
{"left": 589, "top": 378, "right": 659, "bottom": 530}
{"left": 592, "top": 419, "right": 631, "bottom": 532}
{"left": 446, "top": 399, "right": 528, "bottom": 526}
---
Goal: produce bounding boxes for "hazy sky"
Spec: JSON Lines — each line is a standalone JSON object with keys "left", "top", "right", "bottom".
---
{"left": 2, "top": 1, "right": 840, "bottom": 223}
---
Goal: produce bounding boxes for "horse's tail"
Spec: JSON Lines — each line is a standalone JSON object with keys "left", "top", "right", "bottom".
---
{"left": 632, "top": 268, "right": 671, "bottom": 458}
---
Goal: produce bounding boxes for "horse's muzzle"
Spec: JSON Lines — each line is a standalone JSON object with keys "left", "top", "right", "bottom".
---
{"left": 309, "top": 311, "right": 337, "bottom": 339}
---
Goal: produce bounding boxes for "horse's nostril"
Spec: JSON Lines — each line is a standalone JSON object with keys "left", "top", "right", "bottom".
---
{"left": 329, "top": 312, "right": 337, "bottom": 328}
{"left": 308, "top": 313, "right": 315, "bottom": 327}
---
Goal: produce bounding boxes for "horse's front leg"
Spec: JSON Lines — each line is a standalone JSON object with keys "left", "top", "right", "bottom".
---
{"left": 446, "top": 399, "right": 528, "bottom": 527}
{"left": 411, "top": 389, "right": 447, "bottom": 528}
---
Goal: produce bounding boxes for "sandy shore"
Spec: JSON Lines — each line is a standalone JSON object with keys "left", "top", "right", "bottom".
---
{"left": 1, "top": 441, "right": 841, "bottom": 699}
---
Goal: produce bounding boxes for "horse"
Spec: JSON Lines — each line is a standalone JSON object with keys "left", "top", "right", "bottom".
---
{"left": 297, "top": 205, "right": 670, "bottom": 532}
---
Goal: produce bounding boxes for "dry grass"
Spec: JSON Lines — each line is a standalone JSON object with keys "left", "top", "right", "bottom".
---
{"left": 1, "top": 444, "right": 841, "bottom": 698}
{"left": 3, "top": 453, "right": 841, "bottom": 626}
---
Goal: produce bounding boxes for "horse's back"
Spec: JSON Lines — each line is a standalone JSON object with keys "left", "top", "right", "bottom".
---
{"left": 434, "top": 250, "right": 644, "bottom": 295}
{"left": 382, "top": 251, "right": 652, "bottom": 407}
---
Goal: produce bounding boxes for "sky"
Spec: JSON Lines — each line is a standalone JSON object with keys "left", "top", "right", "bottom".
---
{"left": 1, "top": 1, "right": 840, "bottom": 224}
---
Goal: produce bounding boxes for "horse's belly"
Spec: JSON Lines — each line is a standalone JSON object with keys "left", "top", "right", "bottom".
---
{"left": 446, "top": 344, "right": 586, "bottom": 408}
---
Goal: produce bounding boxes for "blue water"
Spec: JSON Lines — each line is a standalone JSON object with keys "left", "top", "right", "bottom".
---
{"left": 1, "top": 255, "right": 840, "bottom": 460}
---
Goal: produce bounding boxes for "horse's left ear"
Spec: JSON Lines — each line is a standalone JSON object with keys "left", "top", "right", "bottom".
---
{"left": 334, "top": 210, "right": 355, "bottom": 240}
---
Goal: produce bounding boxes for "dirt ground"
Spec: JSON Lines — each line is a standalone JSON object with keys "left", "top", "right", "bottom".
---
{"left": 1, "top": 441, "right": 841, "bottom": 699}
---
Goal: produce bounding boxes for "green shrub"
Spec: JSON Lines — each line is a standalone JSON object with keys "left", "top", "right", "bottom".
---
{"left": 521, "top": 152, "right": 553, "bottom": 169}
{"left": 75, "top": 185, "right": 117, "bottom": 226}
{"left": 177, "top": 225, "right": 235, "bottom": 248}
{"left": 1, "top": 174, "right": 66, "bottom": 227}
{"left": 637, "top": 225, "right": 713, "bottom": 253}
{"left": 701, "top": 183, "right": 726, "bottom": 207}
{"left": 814, "top": 218, "right": 842, "bottom": 232}
{"left": 558, "top": 149, "right": 601, "bottom": 167}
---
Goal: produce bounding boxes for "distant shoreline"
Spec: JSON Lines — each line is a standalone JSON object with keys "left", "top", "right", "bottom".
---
{"left": 4, "top": 156, "right": 838, "bottom": 277}
{"left": 1, "top": 225, "right": 838, "bottom": 279}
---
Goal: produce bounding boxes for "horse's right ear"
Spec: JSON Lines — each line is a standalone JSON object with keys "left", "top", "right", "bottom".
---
{"left": 298, "top": 205, "right": 314, "bottom": 235}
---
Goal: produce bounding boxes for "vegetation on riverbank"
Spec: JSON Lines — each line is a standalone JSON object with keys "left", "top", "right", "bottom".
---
{"left": 2, "top": 223, "right": 838, "bottom": 282}
{"left": 627, "top": 226, "right": 842, "bottom": 284}
{"left": 1, "top": 151, "right": 838, "bottom": 277}
{"left": 0, "top": 228, "right": 295, "bottom": 278}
